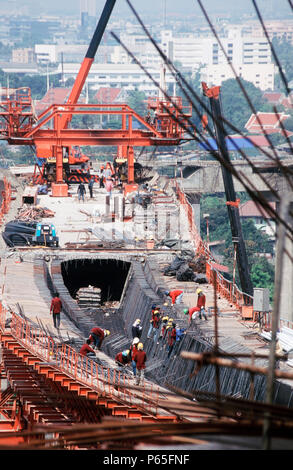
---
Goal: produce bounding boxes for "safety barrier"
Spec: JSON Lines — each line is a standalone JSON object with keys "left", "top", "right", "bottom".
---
{"left": 4, "top": 309, "right": 161, "bottom": 416}
{"left": 174, "top": 180, "right": 253, "bottom": 310}
{"left": 0, "top": 177, "right": 11, "bottom": 226}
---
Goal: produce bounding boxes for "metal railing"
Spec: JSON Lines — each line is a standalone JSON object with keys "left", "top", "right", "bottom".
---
{"left": 2, "top": 309, "right": 161, "bottom": 416}
{"left": 174, "top": 180, "right": 253, "bottom": 310}
{"left": 0, "top": 177, "right": 11, "bottom": 226}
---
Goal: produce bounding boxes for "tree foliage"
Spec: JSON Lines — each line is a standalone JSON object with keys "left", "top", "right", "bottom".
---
{"left": 200, "top": 193, "right": 275, "bottom": 298}
{"left": 126, "top": 89, "right": 147, "bottom": 117}
{"left": 272, "top": 37, "right": 293, "bottom": 91}
{"left": 220, "top": 78, "right": 270, "bottom": 133}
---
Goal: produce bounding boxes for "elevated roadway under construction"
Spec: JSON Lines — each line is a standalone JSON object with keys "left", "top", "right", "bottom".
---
{"left": 1, "top": 171, "right": 293, "bottom": 449}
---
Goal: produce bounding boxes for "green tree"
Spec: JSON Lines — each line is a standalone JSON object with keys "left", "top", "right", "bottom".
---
{"left": 251, "top": 257, "right": 275, "bottom": 300}
{"left": 200, "top": 193, "right": 275, "bottom": 297}
{"left": 127, "top": 89, "right": 147, "bottom": 117}
{"left": 220, "top": 78, "right": 269, "bottom": 133}
{"left": 272, "top": 37, "right": 293, "bottom": 91}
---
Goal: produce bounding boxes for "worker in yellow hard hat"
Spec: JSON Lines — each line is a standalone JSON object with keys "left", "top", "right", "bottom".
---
{"left": 196, "top": 288, "right": 208, "bottom": 321}
{"left": 89, "top": 327, "right": 110, "bottom": 350}
{"left": 157, "top": 315, "right": 169, "bottom": 345}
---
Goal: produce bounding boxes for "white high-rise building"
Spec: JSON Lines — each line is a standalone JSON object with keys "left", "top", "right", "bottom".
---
{"left": 80, "top": 0, "right": 96, "bottom": 18}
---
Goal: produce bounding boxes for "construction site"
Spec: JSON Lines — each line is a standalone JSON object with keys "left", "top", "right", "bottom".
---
{"left": 1, "top": 0, "right": 293, "bottom": 455}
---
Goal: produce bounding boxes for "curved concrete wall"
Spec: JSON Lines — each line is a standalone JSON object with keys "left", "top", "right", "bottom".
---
{"left": 44, "top": 254, "right": 293, "bottom": 407}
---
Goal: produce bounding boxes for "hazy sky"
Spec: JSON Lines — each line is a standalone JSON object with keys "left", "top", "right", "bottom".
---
{"left": 0, "top": 0, "right": 290, "bottom": 19}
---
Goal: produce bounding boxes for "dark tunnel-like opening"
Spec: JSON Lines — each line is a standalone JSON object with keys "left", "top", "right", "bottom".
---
{"left": 61, "top": 258, "right": 131, "bottom": 304}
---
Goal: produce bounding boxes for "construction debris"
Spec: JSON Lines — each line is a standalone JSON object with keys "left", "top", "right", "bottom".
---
{"left": 163, "top": 251, "right": 207, "bottom": 282}
{"left": 16, "top": 204, "right": 55, "bottom": 221}
{"left": 76, "top": 285, "right": 101, "bottom": 309}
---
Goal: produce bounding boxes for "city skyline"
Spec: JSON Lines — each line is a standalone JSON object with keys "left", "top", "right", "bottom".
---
{"left": 0, "top": 0, "right": 291, "bottom": 19}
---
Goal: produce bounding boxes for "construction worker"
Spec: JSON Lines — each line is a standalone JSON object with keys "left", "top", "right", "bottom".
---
{"left": 77, "top": 182, "right": 86, "bottom": 202}
{"left": 99, "top": 166, "right": 105, "bottom": 188}
{"left": 147, "top": 306, "right": 161, "bottom": 339}
{"left": 173, "top": 326, "right": 186, "bottom": 357}
{"left": 161, "top": 317, "right": 174, "bottom": 352}
{"left": 165, "top": 290, "right": 183, "bottom": 305}
{"left": 130, "top": 337, "right": 140, "bottom": 376}
{"left": 167, "top": 322, "right": 177, "bottom": 358}
{"left": 158, "top": 315, "right": 169, "bottom": 344}
{"left": 133, "top": 342, "right": 146, "bottom": 386}
{"left": 88, "top": 177, "right": 94, "bottom": 198}
{"left": 89, "top": 327, "right": 110, "bottom": 350}
{"left": 196, "top": 288, "right": 208, "bottom": 321}
{"left": 184, "top": 306, "right": 200, "bottom": 325}
{"left": 50, "top": 291, "right": 62, "bottom": 329}
{"left": 132, "top": 319, "right": 142, "bottom": 339}
{"left": 79, "top": 339, "right": 96, "bottom": 358}
{"left": 105, "top": 162, "right": 112, "bottom": 178}
{"left": 105, "top": 177, "right": 114, "bottom": 198}
{"left": 145, "top": 111, "right": 151, "bottom": 124}
{"left": 115, "top": 350, "right": 131, "bottom": 367}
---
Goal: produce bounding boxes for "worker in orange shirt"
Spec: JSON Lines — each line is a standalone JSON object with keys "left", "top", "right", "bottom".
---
{"left": 165, "top": 289, "right": 183, "bottom": 305}
{"left": 89, "top": 327, "right": 110, "bottom": 349}
{"left": 50, "top": 291, "right": 62, "bottom": 329}
{"left": 79, "top": 339, "right": 96, "bottom": 358}
{"left": 115, "top": 350, "right": 131, "bottom": 368}
{"left": 133, "top": 342, "right": 147, "bottom": 386}
{"left": 184, "top": 306, "right": 199, "bottom": 325}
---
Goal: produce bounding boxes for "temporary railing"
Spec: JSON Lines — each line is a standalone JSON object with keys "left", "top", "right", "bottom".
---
{"left": 0, "top": 177, "right": 11, "bottom": 226}
{"left": 4, "top": 309, "right": 161, "bottom": 416}
{"left": 174, "top": 180, "right": 253, "bottom": 310}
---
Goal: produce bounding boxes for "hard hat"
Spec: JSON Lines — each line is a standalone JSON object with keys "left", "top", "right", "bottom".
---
{"left": 168, "top": 318, "right": 173, "bottom": 323}
{"left": 183, "top": 308, "right": 189, "bottom": 315}
{"left": 132, "top": 337, "right": 140, "bottom": 345}
{"left": 196, "top": 288, "right": 202, "bottom": 294}
{"left": 162, "top": 316, "right": 169, "bottom": 322}
{"left": 151, "top": 304, "right": 157, "bottom": 309}
{"left": 164, "top": 302, "right": 169, "bottom": 306}
{"left": 136, "top": 319, "right": 141, "bottom": 323}
{"left": 164, "top": 291, "right": 169, "bottom": 296}
{"left": 137, "top": 342, "right": 143, "bottom": 350}
{"left": 122, "top": 349, "right": 130, "bottom": 356}
{"left": 104, "top": 329, "right": 110, "bottom": 336}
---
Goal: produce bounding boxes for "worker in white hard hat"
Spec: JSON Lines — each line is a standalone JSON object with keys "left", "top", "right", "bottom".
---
{"left": 130, "top": 337, "right": 140, "bottom": 377}
{"left": 133, "top": 343, "right": 146, "bottom": 386}
{"left": 132, "top": 318, "right": 142, "bottom": 339}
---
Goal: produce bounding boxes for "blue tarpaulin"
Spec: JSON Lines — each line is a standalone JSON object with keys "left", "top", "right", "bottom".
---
{"left": 199, "top": 136, "right": 255, "bottom": 151}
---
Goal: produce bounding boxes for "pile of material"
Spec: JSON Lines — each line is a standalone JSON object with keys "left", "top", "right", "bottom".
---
{"left": 76, "top": 285, "right": 101, "bottom": 309}
{"left": 2, "top": 220, "right": 37, "bottom": 247}
{"left": 163, "top": 251, "right": 207, "bottom": 283}
{"left": 17, "top": 205, "right": 55, "bottom": 221}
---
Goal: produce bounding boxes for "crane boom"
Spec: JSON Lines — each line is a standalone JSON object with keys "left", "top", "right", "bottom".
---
{"left": 60, "top": 0, "right": 117, "bottom": 129}
{"left": 202, "top": 82, "right": 253, "bottom": 296}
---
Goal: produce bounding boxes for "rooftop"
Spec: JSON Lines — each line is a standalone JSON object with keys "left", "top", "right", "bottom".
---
{"left": 239, "top": 199, "right": 276, "bottom": 219}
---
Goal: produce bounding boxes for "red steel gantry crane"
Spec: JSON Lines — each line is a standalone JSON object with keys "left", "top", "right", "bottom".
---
{"left": 0, "top": 0, "right": 192, "bottom": 196}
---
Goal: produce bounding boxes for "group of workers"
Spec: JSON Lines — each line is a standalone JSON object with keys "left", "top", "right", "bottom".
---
{"left": 146, "top": 304, "right": 186, "bottom": 359}
{"left": 76, "top": 162, "right": 121, "bottom": 202}
{"left": 79, "top": 326, "right": 111, "bottom": 357}
{"left": 50, "top": 286, "right": 208, "bottom": 389}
